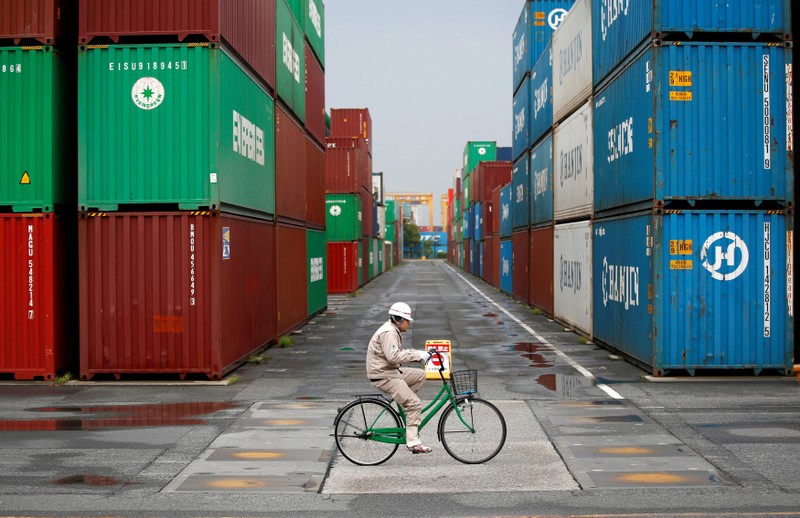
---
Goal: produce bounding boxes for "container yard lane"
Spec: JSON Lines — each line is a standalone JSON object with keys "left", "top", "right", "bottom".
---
{"left": 2, "top": 260, "right": 800, "bottom": 517}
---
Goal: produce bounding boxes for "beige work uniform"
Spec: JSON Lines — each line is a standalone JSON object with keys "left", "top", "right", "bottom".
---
{"left": 366, "top": 320, "right": 426, "bottom": 426}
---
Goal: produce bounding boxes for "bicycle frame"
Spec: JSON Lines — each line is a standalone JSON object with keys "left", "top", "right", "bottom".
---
{"left": 362, "top": 380, "right": 476, "bottom": 445}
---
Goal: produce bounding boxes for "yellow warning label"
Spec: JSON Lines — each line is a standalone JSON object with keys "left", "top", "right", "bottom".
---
{"left": 669, "top": 71, "right": 692, "bottom": 86}
{"left": 20, "top": 171, "right": 30, "bottom": 184}
{"left": 670, "top": 260, "right": 693, "bottom": 270}
{"left": 669, "top": 240, "right": 693, "bottom": 255}
{"left": 670, "top": 91, "right": 693, "bottom": 101}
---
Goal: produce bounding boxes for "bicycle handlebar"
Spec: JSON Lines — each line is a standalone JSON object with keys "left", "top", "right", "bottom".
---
{"left": 425, "top": 349, "right": 447, "bottom": 380}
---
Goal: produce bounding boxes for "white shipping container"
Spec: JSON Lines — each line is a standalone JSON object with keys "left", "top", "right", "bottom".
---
{"left": 554, "top": 220, "right": 592, "bottom": 335}
{"left": 552, "top": 0, "right": 592, "bottom": 123}
{"left": 377, "top": 205, "right": 386, "bottom": 239}
{"left": 553, "top": 100, "right": 593, "bottom": 221}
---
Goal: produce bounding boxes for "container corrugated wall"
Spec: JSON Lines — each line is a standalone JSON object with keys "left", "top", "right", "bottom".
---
{"left": 305, "top": 0, "right": 324, "bottom": 68}
{"left": 529, "top": 225, "right": 554, "bottom": 316}
{"left": 593, "top": 210, "right": 792, "bottom": 375}
{"left": 462, "top": 141, "right": 497, "bottom": 176}
{"left": 276, "top": 0, "right": 305, "bottom": 122}
{"left": 324, "top": 137, "right": 367, "bottom": 194}
{"left": 306, "top": 137, "right": 325, "bottom": 228}
{"left": 513, "top": 75, "right": 531, "bottom": 160}
{"left": 306, "top": 229, "right": 326, "bottom": 316}
{"left": 0, "top": 46, "right": 73, "bottom": 212}
{"left": 484, "top": 235, "right": 498, "bottom": 286}
{"left": 304, "top": 42, "right": 325, "bottom": 146}
{"left": 78, "top": 44, "right": 276, "bottom": 215}
{"left": 326, "top": 242, "right": 359, "bottom": 294}
{"left": 593, "top": 42, "right": 793, "bottom": 213}
{"left": 275, "top": 104, "right": 306, "bottom": 223}
{"left": 592, "top": 0, "right": 791, "bottom": 86}
{"left": 554, "top": 220, "right": 592, "bottom": 335}
{"left": 78, "top": 0, "right": 277, "bottom": 90}
{"left": 325, "top": 194, "right": 361, "bottom": 243}
{"left": 500, "top": 239, "right": 513, "bottom": 293}
{"left": 79, "top": 212, "right": 275, "bottom": 380}
{"left": 0, "top": 214, "right": 75, "bottom": 380}
{"left": 276, "top": 223, "right": 307, "bottom": 336}
{"left": 552, "top": 0, "right": 592, "bottom": 123}
{"left": 530, "top": 132, "right": 554, "bottom": 227}
{"left": 331, "top": 109, "right": 372, "bottom": 157}
{"left": 529, "top": 42, "right": 553, "bottom": 148}
{"left": 512, "top": 229, "right": 530, "bottom": 303}
{"left": 476, "top": 161, "right": 513, "bottom": 206}
{"left": 553, "top": 100, "right": 593, "bottom": 221}
{"left": 512, "top": 153, "right": 530, "bottom": 229}
{"left": 500, "top": 184, "right": 513, "bottom": 238}
{"left": 0, "top": 0, "right": 66, "bottom": 45}
{"left": 512, "top": 0, "right": 575, "bottom": 93}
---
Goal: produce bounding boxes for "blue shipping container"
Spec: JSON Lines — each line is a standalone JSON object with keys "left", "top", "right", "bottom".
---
{"left": 500, "top": 183, "right": 513, "bottom": 238}
{"left": 473, "top": 202, "right": 483, "bottom": 242}
{"left": 593, "top": 42, "right": 792, "bottom": 214}
{"left": 593, "top": 210, "right": 792, "bottom": 376}
{"left": 512, "top": 0, "right": 576, "bottom": 93}
{"left": 530, "top": 132, "right": 554, "bottom": 227}
{"left": 593, "top": 0, "right": 791, "bottom": 87}
{"left": 497, "top": 147, "right": 512, "bottom": 161}
{"left": 462, "top": 206, "right": 472, "bottom": 241}
{"left": 513, "top": 75, "right": 531, "bottom": 161}
{"left": 512, "top": 152, "right": 530, "bottom": 229}
{"left": 475, "top": 241, "right": 483, "bottom": 279}
{"left": 529, "top": 42, "right": 553, "bottom": 148}
{"left": 500, "top": 239, "right": 513, "bottom": 294}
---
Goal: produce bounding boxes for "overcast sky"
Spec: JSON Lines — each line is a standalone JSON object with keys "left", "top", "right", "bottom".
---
{"left": 325, "top": 1, "right": 525, "bottom": 226}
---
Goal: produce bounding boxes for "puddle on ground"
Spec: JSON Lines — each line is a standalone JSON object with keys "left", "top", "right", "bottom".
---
{"left": 0, "top": 402, "right": 238, "bottom": 431}
{"left": 536, "top": 373, "right": 592, "bottom": 398}
{"left": 483, "top": 313, "right": 498, "bottom": 317}
{"left": 52, "top": 474, "right": 121, "bottom": 486}
{"left": 505, "top": 342, "right": 555, "bottom": 368}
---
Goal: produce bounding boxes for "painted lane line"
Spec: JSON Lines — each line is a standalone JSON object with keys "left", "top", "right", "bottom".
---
{"left": 443, "top": 263, "right": 624, "bottom": 400}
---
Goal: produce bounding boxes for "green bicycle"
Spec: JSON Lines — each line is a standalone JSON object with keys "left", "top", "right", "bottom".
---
{"left": 333, "top": 352, "right": 507, "bottom": 465}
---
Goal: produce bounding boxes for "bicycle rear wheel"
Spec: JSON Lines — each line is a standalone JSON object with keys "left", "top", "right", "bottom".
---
{"left": 334, "top": 399, "right": 401, "bottom": 466}
{"left": 438, "top": 397, "right": 506, "bottom": 464}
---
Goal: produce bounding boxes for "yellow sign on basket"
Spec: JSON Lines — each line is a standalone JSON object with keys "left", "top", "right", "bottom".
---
{"left": 425, "top": 340, "right": 451, "bottom": 380}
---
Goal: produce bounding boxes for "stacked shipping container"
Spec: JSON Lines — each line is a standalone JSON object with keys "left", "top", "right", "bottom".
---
{"left": 69, "top": 0, "right": 327, "bottom": 379}
{"left": 448, "top": 0, "right": 794, "bottom": 376}
{"left": 325, "top": 108, "right": 394, "bottom": 293}
{"left": 0, "top": 1, "right": 77, "bottom": 380}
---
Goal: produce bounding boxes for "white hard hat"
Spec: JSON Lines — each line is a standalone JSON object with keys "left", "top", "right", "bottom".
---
{"left": 388, "top": 302, "right": 414, "bottom": 322}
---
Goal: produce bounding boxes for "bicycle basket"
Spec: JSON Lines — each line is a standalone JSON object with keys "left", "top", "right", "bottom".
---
{"left": 450, "top": 369, "right": 478, "bottom": 396}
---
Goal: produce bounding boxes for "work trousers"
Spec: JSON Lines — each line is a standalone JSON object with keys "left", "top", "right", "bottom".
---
{"left": 373, "top": 368, "right": 425, "bottom": 426}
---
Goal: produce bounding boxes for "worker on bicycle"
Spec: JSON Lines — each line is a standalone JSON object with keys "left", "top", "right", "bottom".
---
{"left": 366, "top": 302, "right": 433, "bottom": 454}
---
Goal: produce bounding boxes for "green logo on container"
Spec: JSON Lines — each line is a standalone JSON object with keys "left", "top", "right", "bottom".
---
{"left": 132, "top": 77, "right": 165, "bottom": 110}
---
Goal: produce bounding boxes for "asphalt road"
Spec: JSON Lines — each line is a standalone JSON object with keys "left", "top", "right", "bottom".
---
{"left": 0, "top": 259, "right": 799, "bottom": 517}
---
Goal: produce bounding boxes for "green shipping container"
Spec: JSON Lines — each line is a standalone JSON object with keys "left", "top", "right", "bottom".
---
{"left": 386, "top": 222, "right": 395, "bottom": 243}
{"left": 462, "top": 141, "right": 497, "bottom": 176}
{"left": 463, "top": 174, "right": 471, "bottom": 209}
{"left": 326, "top": 194, "right": 361, "bottom": 241}
{"left": 307, "top": 229, "right": 327, "bottom": 316}
{"left": 305, "top": 0, "right": 325, "bottom": 68}
{"left": 385, "top": 199, "right": 397, "bottom": 223}
{"left": 376, "top": 238, "right": 384, "bottom": 275}
{"left": 276, "top": 0, "right": 305, "bottom": 123}
{"left": 78, "top": 43, "right": 275, "bottom": 214}
{"left": 1, "top": 47, "right": 73, "bottom": 212}
{"left": 385, "top": 241, "right": 393, "bottom": 269}
{"left": 358, "top": 240, "right": 363, "bottom": 287}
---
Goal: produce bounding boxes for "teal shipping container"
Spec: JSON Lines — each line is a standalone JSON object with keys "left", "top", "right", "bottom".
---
{"left": 462, "top": 141, "right": 497, "bottom": 177}
{"left": 326, "top": 194, "right": 362, "bottom": 241}
{"left": 1, "top": 46, "right": 73, "bottom": 212}
{"left": 593, "top": 210, "right": 793, "bottom": 376}
{"left": 78, "top": 43, "right": 275, "bottom": 215}
{"left": 276, "top": 0, "right": 305, "bottom": 122}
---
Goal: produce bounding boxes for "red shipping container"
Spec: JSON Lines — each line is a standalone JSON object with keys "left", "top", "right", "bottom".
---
{"left": 361, "top": 237, "right": 369, "bottom": 285}
{"left": 325, "top": 136, "right": 367, "bottom": 194}
{"left": 79, "top": 211, "right": 276, "bottom": 380}
{"left": 276, "top": 223, "right": 307, "bottom": 336}
{"left": 275, "top": 105, "right": 306, "bottom": 224}
{"left": 0, "top": 214, "right": 75, "bottom": 380}
{"left": 306, "top": 136, "right": 325, "bottom": 229}
{"left": 361, "top": 189, "right": 373, "bottom": 238}
{"left": 512, "top": 228, "right": 530, "bottom": 304}
{"left": 78, "top": 0, "right": 276, "bottom": 89}
{"left": 481, "top": 235, "right": 493, "bottom": 284}
{"left": 488, "top": 235, "right": 501, "bottom": 287}
{"left": 330, "top": 108, "right": 372, "bottom": 156}
{"left": 530, "top": 225, "right": 554, "bottom": 316}
{"left": 327, "top": 242, "right": 359, "bottom": 294}
{"left": 455, "top": 178, "right": 461, "bottom": 201}
{"left": 476, "top": 161, "right": 512, "bottom": 204}
{"left": 483, "top": 202, "right": 495, "bottom": 236}
{"left": 0, "top": 0, "right": 68, "bottom": 44}
{"left": 469, "top": 172, "right": 477, "bottom": 204}
{"left": 304, "top": 42, "right": 325, "bottom": 146}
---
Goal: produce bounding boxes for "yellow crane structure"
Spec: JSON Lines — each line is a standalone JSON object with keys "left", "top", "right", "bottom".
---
{"left": 441, "top": 194, "right": 449, "bottom": 233}
{"left": 385, "top": 193, "right": 434, "bottom": 229}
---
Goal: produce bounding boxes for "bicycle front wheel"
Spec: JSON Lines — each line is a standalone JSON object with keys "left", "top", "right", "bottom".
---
{"left": 334, "top": 399, "right": 401, "bottom": 466}
{"left": 438, "top": 397, "right": 506, "bottom": 464}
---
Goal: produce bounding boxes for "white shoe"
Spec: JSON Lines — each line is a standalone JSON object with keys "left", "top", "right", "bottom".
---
{"left": 406, "top": 444, "right": 433, "bottom": 454}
